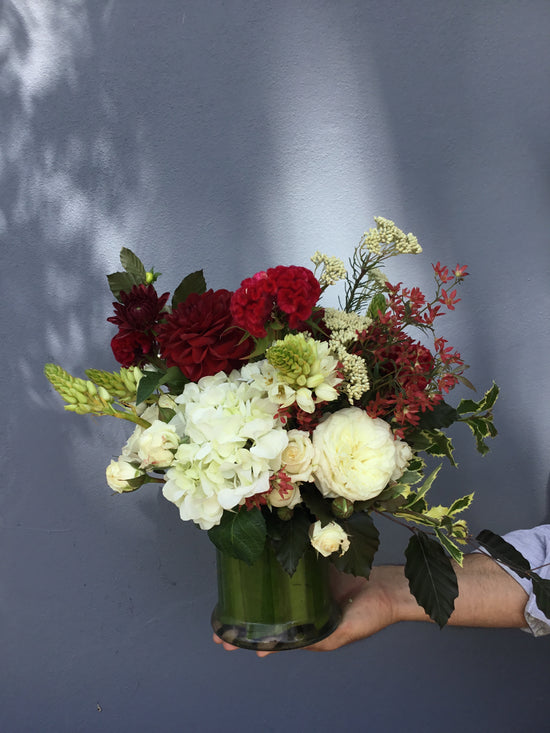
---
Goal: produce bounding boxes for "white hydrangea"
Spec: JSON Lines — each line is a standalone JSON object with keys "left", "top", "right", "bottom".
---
{"left": 162, "top": 370, "right": 288, "bottom": 530}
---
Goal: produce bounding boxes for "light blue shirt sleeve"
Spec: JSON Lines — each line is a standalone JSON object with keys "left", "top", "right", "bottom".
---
{"left": 498, "top": 525, "right": 550, "bottom": 637}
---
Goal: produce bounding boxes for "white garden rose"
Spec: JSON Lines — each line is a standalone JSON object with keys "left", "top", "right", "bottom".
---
{"left": 136, "top": 420, "right": 179, "bottom": 469}
{"left": 281, "top": 429, "right": 314, "bottom": 482}
{"left": 106, "top": 459, "right": 145, "bottom": 493}
{"left": 309, "top": 520, "right": 350, "bottom": 557}
{"left": 312, "top": 407, "right": 410, "bottom": 501}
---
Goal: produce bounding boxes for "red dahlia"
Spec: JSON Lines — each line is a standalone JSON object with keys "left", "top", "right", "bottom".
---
{"left": 157, "top": 289, "right": 254, "bottom": 381}
{"left": 107, "top": 284, "right": 169, "bottom": 332}
{"left": 110, "top": 331, "right": 156, "bottom": 368}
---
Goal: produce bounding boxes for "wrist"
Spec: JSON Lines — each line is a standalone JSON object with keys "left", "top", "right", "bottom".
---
{"left": 370, "top": 565, "right": 430, "bottom": 626}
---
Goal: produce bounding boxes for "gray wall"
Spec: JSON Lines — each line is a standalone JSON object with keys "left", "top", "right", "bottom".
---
{"left": 2, "top": 1, "right": 549, "bottom": 731}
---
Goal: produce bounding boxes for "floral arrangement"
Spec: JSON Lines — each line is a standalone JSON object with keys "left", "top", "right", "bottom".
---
{"left": 45, "top": 216, "right": 549, "bottom": 628}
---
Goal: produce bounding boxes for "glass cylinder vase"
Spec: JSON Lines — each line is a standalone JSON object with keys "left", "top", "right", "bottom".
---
{"left": 211, "top": 542, "right": 341, "bottom": 652}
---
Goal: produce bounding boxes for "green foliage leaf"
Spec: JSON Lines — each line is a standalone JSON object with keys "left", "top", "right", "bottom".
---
{"left": 300, "top": 483, "right": 334, "bottom": 526}
{"left": 475, "top": 529, "right": 531, "bottom": 578}
{"left": 120, "top": 247, "right": 147, "bottom": 280}
{"left": 434, "top": 529, "right": 464, "bottom": 566}
{"left": 457, "top": 382, "right": 499, "bottom": 415}
{"left": 266, "top": 507, "right": 311, "bottom": 576}
{"left": 457, "top": 374, "right": 476, "bottom": 391}
{"left": 399, "top": 468, "right": 424, "bottom": 486}
{"left": 163, "top": 366, "right": 188, "bottom": 395}
{"left": 207, "top": 508, "right": 266, "bottom": 565}
{"left": 331, "top": 513, "right": 380, "bottom": 579}
{"left": 408, "top": 457, "right": 425, "bottom": 472}
{"left": 401, "top": 465, "right": 441, "bottom": 509}
{"left": 157, "top": 406, "right": 176, "bottom": 422}
{"left": 405, "top": 531, "right": 458, "bottom": 628}
{"left": 172, "top": 270, "right": 207, "bottom": 308}
{"left": 247, "top": 336, "right": 271, "bottom": 359}
{"left": 464, "top": 416, "right": 497, "bottom": 455}
{"left": 107, "top": 271, "right": 143, "bottom": 301}
{"left": 532, "top": 576, "right": 550, "bottom": 622}
{"left": 136, "top": 370, "right": 166, "bottom": 404}
{"left": 416, "top": 402, "right": 458, "bottom": 430}
{"left": 422, "top": 430, "right": 457, "bottom": 466}
{"left": 448, "top": 493, "right": 474, "bottom": 516}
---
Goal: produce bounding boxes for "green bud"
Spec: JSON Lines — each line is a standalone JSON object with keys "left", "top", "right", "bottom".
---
{"left": 145, "top": 267, "right": 161, "bottom": 284}
{"left": 277, "top": 507, "right": 294, "bottom": 521}
{"left": 73, "top": 390, "right": 89, "bottom": 405}
{"left": 332, "top": 497, "right": 354, "bottom": 519}
{"left": 86, "top": 380, "right": 98, "bottom": 396}
{"left": 98, "top": 386, "right": 113, "bottom": 402}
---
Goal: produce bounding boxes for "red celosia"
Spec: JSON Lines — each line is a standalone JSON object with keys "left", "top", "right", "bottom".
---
{"left": 157, "top": 289, "right": 254, "bottom": 381}
{"left": 229, "top": 272, "right": 277, "bottom": 338}
{"left": 267, "top": 265, "right": 321, "bottom": 329}
{"left": 230, "top": 265, "right": 321, "bottom": 337}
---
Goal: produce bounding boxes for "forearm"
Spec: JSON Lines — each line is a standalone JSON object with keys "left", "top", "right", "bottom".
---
{"left": 383, "top": 553, "right": 528, "bottom": 629}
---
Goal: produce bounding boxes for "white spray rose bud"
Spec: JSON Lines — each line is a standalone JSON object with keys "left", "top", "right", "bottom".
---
{"left": 281, "top": 430, "right": 314, "bottom": 482}
{"left": 267, "top": 484, "right": 302, "bottom": 508}
{"left": 106, "top": 459, "right": 146, "bottom": 493}
{"left": 309, "top": 520, "right": 350, "bottom": 557}
{"left": 137, "top": 420, "right": 179, "bottom": 469}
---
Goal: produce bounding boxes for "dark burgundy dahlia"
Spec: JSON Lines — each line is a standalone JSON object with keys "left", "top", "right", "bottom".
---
{"left": 107, "top": 284, "right": 169, "bottom": 367}
{"left": 157, "top": 289, "right": 253, "bottom": 381}
{"left": 108, "top": 284, "right": 169, "bottom": 332}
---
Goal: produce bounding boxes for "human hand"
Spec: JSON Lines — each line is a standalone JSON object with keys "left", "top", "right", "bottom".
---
{"left": 213, "top": 565, "right": 399, "bottom": 657}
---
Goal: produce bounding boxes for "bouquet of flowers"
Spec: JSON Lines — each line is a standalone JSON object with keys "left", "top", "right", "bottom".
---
{"left": 45, "top": 216, "right": 547, "bottom": 636}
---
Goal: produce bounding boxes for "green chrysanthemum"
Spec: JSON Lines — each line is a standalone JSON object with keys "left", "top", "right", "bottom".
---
{"left": 264, "top": 333, "right": 341, "bottom": 412}
{"left": 267, "top": 333, "right": 319, "bottom": 388}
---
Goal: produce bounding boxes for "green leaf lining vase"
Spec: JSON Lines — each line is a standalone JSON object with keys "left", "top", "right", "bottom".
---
{"left": 211, "top": 542, "right": 341, "bottom": 651}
